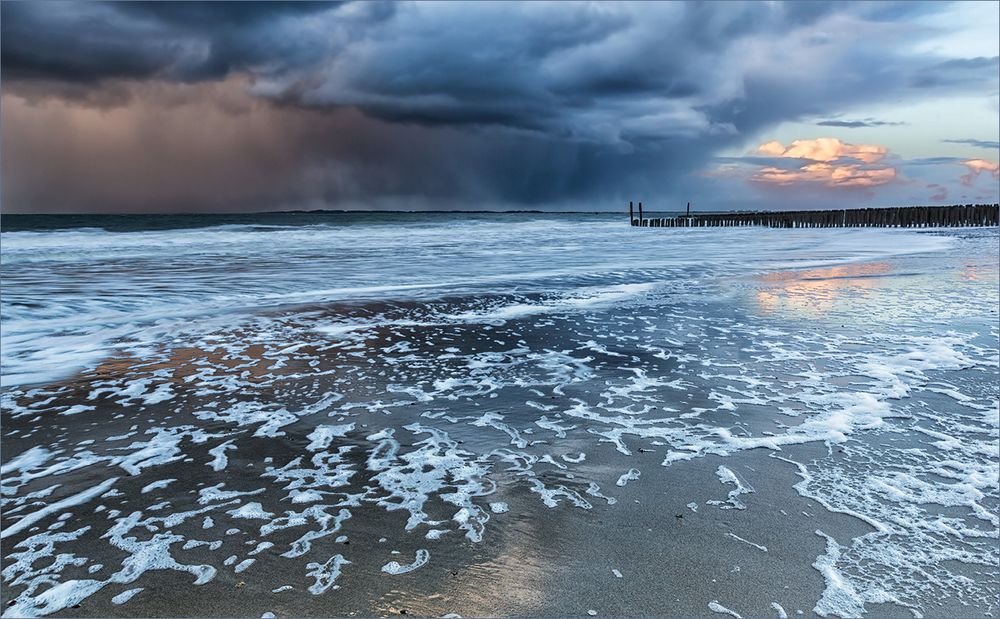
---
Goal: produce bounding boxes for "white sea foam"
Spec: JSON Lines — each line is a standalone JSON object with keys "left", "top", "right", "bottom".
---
{"left": 0, "top": 222, "right": 992, "bottom": 616}
{"left": 140, "top": 479, "right": 176, "bottom": 494}
{"left": 812, "top": 531, "right": 865, "bottom": 618}
{"left": 111, "top": 587, "right": 143, "bottom": 605}
{"left": 366, "top": 424, "right": 492, "bottom": 542}
{"left": 382, "top": 549, "right": 430, "bottom": 575}
{"left": 615, "top": 468, "right": 641, "bottom": 487}
{"left": 1, "top": 446, "right": 55, "bottom": 477}
{"left": 707, "top": 467, "right": 753, "bottom": 510}
{"left": 0, "top": 221, "right": 952, "bottom": 387}
{"left": 207, "top": 441, "right": 236, "bottom": 472}
{"left": 227, "top": 503, "right": 274, "bottom": 520}
{"left": 708, "top": 600, "right": 743, "bottom": 618}
{"left": 727, "top": 532, "right": 767, "bottom": 552}
{"left": 306, "top": 424, "right": 355, "bottom": 452}
{"left": 2, "top": 478, "right": 118, "bottom": 540}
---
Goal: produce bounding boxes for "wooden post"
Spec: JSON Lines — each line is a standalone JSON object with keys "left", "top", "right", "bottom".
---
{"left": 631, "top": 204, "right": 995, "bottom": 230}
{"left": 629, "top": 201, "right": 634, "bottom": 225}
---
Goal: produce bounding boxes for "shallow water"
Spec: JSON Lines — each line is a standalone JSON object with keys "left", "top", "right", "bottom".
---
{"left": 0, "top": 214, "right": 954, "bottom": 386}
{"left": 0, "top": 215, "right": 997, "bottom": 618}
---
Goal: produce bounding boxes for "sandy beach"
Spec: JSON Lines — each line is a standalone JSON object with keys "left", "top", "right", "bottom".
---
{"left": 2, "top": 218, "right": 997, "bottom": 618}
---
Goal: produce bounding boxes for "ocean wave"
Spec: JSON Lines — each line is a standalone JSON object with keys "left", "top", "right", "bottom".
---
{"left": 0, "top": 219, "right": 958, "bottom": 387}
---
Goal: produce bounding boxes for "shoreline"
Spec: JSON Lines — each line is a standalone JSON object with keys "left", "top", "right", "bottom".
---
{"left": 2, "top": 227, "right": 997, "bottom": 618}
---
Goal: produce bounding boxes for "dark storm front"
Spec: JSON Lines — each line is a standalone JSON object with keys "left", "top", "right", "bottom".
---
{"left": 1, "top": 215, "right": 998, "bottom": 617}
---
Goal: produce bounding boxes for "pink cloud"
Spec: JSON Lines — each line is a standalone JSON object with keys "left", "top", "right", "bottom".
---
{"left": 757, "top": 138, "right": 887, "bottom": 164}
{"left": 960, "top": 159, "right": 1000, "bottom": 186}
{"left": 751, "top": 138, "right": 896, "bottom": 188}
{"left": 926, "top": 183, "right": 948, "bottom": 202}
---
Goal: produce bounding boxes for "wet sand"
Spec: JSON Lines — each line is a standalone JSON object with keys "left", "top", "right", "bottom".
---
{"left": 2, "top": 226, "right": 998, "bottom": 618}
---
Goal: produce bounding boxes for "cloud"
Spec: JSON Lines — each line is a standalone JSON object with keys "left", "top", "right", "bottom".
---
{"left": 750, "top": 138, "right": 897, "bottom": 188}
{"left": 5, "top": 1, "right": 997, "bottom": 140}
{"left": 903, "top": 156, "right": 966, "bottom": 166}
{"left": 1, "top": 1, "right": 998, "bottom": 212}
{"left": 926, "top": 183, "right": 948, "bottom": 201}
{"left": 816, "top": 118, "right": 906, "bottom": 128}
{"left": 910, "top": 56, "right": 1000, "bottom": 89}
{"left": 756, "top": 138, "right": 888, "bottom": 163}
{"left": 960, "top": 159, "right": 1000, "bottom": 185}
{"left": 0, "top": 2, "right": 349, "bottom": 84}
{"left": 3, "top": 77, "right": 678, "bottom": 212}
{"left": 944, "top": 138, "right": 1000, "bottom": 150}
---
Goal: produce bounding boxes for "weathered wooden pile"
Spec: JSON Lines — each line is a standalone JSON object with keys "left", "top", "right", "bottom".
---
{"left": 629, "top": 203, "right": 1000, "bottom": 228}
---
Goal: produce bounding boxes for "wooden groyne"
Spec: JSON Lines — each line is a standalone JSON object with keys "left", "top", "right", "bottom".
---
{"left": 629, "top": 203, "right": 1000, "bottom": 228}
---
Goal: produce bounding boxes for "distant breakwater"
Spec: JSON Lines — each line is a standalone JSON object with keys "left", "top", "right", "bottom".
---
{"left": 629, "top": 203, "right": 999, "bottom": 228}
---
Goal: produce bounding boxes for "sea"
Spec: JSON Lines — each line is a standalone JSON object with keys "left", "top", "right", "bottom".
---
{"left": 1, "top": 213, "right": 997, "bottom": 617}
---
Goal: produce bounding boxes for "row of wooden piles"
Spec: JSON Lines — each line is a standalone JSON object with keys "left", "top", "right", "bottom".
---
{"left": 632, "top": 204, "right": 1000, "bottom": 228}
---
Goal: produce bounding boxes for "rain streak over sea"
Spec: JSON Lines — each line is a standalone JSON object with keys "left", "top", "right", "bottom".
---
{"left": 1, "top": 213, "right": 997, "bottom": 618}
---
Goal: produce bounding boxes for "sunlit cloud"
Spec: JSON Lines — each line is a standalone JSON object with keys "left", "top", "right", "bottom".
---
{"left": 750, "top": 138, "right": 897, "bottom": 188}
{"left": 960, "top": 158, "right": 1000, "bottom": 185}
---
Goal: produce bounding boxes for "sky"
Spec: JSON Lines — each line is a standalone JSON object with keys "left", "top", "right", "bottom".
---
{"left": 1, "top": 0, "right": 998, "bottom": 213}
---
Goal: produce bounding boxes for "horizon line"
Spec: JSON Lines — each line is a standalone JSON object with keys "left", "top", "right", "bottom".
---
{"left": 2, "top": 203, "right": 998, "bottom": 217}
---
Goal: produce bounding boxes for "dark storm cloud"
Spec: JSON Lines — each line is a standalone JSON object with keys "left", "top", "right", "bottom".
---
{"left": 252, "top": 1, "right": 984, "bottom": 142}
{"left": 713, "top": 156, "right": 820, "bottom": 170}
{"left": 902, "top": 156, "right": 966, "bottom": 166}
{"left": 2, "top": 1, "right": 998, "bottom": 212}
{"left": 817, "top": 119, "right": 906, "bottom": 128}
{"left": 910, "top": 56, "right": 1000, "bottom": 89}
{"left": 1, "top": 79, "right": 654, "bottom": 212}
{"left": 943, "top": 138, "right": 1000, "bottom": 150}
{"left": 113, "top": 1, "right": 341, "bottom": 27}
{"left": 1, "top": 2, "right": 182, "bottom": 83}
{"left": 0, "top": 1, "right": 372, "bottom": 83}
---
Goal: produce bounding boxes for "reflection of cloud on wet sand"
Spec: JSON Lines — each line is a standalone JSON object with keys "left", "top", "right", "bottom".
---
{"left": 754, "top": 262, "right": 893, "bottom": 318}
{"left": 958, "top": 260, "right": 996, "bottom": 283}
{"left": 371, "top": 506, "right": 552, "bottom": 618}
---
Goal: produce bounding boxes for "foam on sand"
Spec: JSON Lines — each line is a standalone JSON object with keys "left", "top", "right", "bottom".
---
{"left": 708, "top": 600, "right": 743, "bottom": 618}
{"left": 2, "top": 478, "right": 118, "bottom": 540}
{"left": 0, "top": 222, "right": 994, "bottom": 616}
{"left": 707, "top": 467, "right": 753, "bottom": 510}
{"left": 382, "top": 549, "right": 430, "bottom": 575}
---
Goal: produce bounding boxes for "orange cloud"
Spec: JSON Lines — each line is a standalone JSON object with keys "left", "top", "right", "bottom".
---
{"left": 751, "top": 137, "right": 896, "bottom": 188}
{"left": 960, "top": 159, "right": 1000, "bottom": 186}
{"left": 757, "top": 137, "right": 887, "bottom": 164}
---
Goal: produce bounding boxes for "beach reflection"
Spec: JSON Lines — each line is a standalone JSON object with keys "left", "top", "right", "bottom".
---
{"left": 370, "top": 513, "right": 551, "bottom": 618}
{"left": 960, "top": 262, "right": 984, "bottom": 281}
{"left": 754, "top": 262, "right": 893, "bottom": 318}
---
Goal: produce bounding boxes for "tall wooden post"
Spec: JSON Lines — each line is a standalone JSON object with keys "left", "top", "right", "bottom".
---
{"left": 639, "top": 201, "right": 643, "bottom": 223}
{"left": 629, "top": 201, "right": 634, "bottom": 225}
{"left": 686, "top": 202, "right": 691, "bottom": 217}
